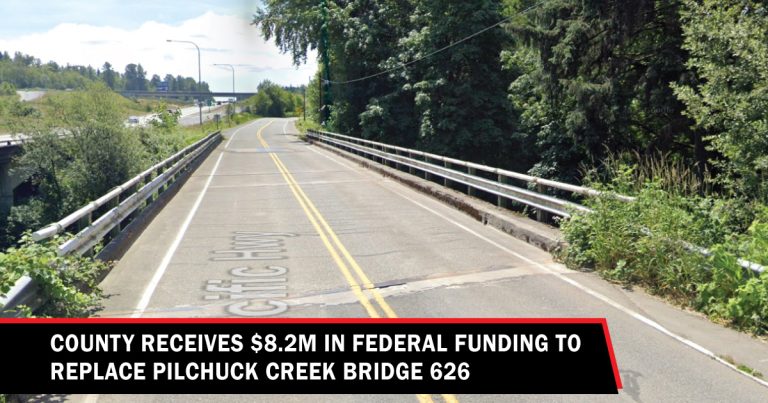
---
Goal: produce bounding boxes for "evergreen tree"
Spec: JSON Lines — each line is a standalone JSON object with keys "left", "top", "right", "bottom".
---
{"left": 673, "top": 0, "right": 768, "bottom": 200}
{"left": 101, "top": 62, "right": 116, "bottom": 89}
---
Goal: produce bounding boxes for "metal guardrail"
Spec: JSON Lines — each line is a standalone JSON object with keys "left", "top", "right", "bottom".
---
{"left": 0, "top": 135, "right": 28, "bottom": 149}
{"left": 307, "top": 129, "right": 764, "bottom": 275}
{"left": 307, "top": 129, "right": 634, "bottom": 218}
{"left": 1, "top": 132, "right": 72, "bottom": 149}
{"left": 0, "top": 130, "right": 223, "bottom": 314}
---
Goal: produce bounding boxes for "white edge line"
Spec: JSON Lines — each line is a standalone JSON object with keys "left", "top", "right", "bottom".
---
{"left": 305, "top": 140, "right": 360, "bottom": 171}
{"left": 313, "top": 143, "right": 768, "bottom": 389}
{"left": 134, "top": 119, "right": 264, "bottom": 316}
{"left": 293, "top": 122, "right": 360, "bottom": 171}
{"left": 131, "top": 152, "right": 225, "bottom": 318}
{"left": 308, "top": 141, "right": 768, "bottom": 388}
{"left": 391, "top": 190, "right": 768, "bottom": 389}
{"left": 225, "top": 119, "right": 262, "bottom": 149}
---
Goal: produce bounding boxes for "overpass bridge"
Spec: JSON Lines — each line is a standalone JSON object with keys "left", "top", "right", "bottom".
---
{"left": 121, "top": 90, "right": 256, "bottom": 101}
{"left": 0, "top": 134, "right": 30, "bottom": 214}
{"left": 1, "top": 119, "right": 768, "bottom": 401}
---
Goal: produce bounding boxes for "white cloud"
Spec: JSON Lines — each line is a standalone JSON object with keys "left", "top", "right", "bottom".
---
{"left": 0, "top": 11, "right": 316, "bottom": 91}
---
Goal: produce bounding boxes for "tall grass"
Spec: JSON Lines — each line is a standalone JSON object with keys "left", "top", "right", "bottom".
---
{"left": 562, "top": 152, "right": 768, "bottom": 334}
{"left": 583, "top": 150, "right": 712, "bottom": 197}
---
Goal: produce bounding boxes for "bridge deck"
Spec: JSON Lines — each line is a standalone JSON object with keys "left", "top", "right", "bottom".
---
{"left": 96, "top": 119, "right": 768, "bottom": 402}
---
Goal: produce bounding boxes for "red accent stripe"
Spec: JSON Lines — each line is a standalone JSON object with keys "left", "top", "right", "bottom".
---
{"left": 0, "top": 317, "right": 605, "bottom": 324}
{"left": 600, "top": 318, "right": 623, "bottom": 389}
{"left": 0, "top": 317, "right": 622, "bottom": 391}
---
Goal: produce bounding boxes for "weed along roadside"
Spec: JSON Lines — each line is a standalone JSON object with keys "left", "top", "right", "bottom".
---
{"left": 560, "top": 175, "right": 768, "bottom": 337}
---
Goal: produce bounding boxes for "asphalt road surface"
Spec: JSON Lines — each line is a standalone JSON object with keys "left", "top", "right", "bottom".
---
{"left": 82, "top": 118, "right": 768, "bottom": 402}
{"left": 178, "top": 104, "right": 227, "bottom": 127}
{"left": 16, "top": 90, "right": 46, "bottom": 102}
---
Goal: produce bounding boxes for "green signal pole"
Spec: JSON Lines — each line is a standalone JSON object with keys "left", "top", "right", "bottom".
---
{"left": 320, "top": 0, "right": 332, "bottom": 125}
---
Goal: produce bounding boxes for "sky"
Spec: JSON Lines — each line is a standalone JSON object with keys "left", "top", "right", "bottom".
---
{"left": 0, "top": 0, "right": 317, "bottom": 92}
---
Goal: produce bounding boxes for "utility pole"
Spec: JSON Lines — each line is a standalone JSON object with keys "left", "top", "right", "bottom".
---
{"left": 320, "top": 0, "right": 332, "bottom": 125}
{"left": 303, "top": 81, "right": 307, "bottom": 121}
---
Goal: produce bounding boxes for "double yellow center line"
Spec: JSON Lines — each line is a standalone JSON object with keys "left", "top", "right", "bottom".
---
{"left": 255, "top": 121, "right": 457, "bottom": 403}
{"left": 256, "top": 121, "right": 395, "bottom": 318}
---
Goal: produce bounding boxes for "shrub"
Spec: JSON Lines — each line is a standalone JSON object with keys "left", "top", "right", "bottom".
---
{"left": 562, "top": 182, "right": 768, "bottom": 333}
{"left": 0, "top": 199, "right": 48, "bottom": 250}
{"left": 561, "top": 184, "right": 709, "bottom": 301}
{"left": 0, "top": 234, "right": 107, "bottom": 317}
{"left": 698, "top": 216, "right": 768, "bottom": 333}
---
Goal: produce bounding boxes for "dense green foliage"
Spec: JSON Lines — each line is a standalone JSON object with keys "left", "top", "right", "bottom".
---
{"left": 673, "top": 0, "right": 768, "bottom": 200}
{"left": 255, "top": 0, "right": 525, "bottom": 168}
{"left": 242, "top": 80, "right": 303, "bottom": 117}
{"left": 561, "top": 179, "right": 768, "bottom": 334}
{"left": 560, "top": 154, "right": 768, "bottom": 333}
{"left": 0, "top": 81, "right": 16, "bottom": 96}
{"left": 0, "top": 83, "right": 190, "bottom": 249}
{"left": 0, "top": 234, "right": 106, "bottom": 317}
{"left": 253, "top": 0, "right": 766, "bottom": 199}
{"left": 0, "top": 50, "right": 210, "bottom": 93}
{"left": 255, "top": 0, "right": 768, "bottom": 333}
{"left": 508, "top": 0, "right": 700, "bottom": 181}
{"left": 0, "top": 82, "right": 248, "bottom": 318}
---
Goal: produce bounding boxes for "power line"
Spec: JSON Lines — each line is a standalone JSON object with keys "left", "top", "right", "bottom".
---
{"left": 324, "top": 1, "right": 546, "bottom": 85}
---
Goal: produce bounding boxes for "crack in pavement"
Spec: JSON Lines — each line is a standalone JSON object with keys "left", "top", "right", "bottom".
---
{"left": 98, "top": 262, "right": 564, "bottom": 317}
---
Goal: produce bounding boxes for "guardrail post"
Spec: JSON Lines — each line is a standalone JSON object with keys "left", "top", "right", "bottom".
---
{"left": 408, "top": 152, "right": 415, "bottom": 175}
{"left": 424, "top": 156, "right": 432, "bottom": 181}
{"left": 443, "top": 161, "right": 449, "bottom": 187}
{"left": 158, "top": 162, "right": 168, "bottom": 195}
{"left": 78, "top": 211, "right": 94, "bottom": 256}
{"left": 109, "top": 193, "right": 121, "bottom": 238}
{"left": 166, "top": 159, "right": 176, "bottom": 190}
{"left": 467, "top": 167, "right": 476, "bottom": 197}
{"left": 125, "top": 183, "right": 139, "bottom": 221}
{"left": 78, "top": 211, "right": 92, "bottom": 232}
{"left": 535, "top": 183, "right": 547, "bottom": 222}
{"left": 497, "top": 174, "right": 509, "bottom": 209}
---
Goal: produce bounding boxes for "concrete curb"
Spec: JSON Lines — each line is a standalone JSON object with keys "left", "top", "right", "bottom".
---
{"left": 311, "top": 140, "right": 565, "bottom": 253}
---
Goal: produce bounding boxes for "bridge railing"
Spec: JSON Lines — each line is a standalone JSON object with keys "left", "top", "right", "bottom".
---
{"left": 0, "top": 130, "right": 223, "bottom": 315}
{"left": 307, "top": 129, "right": 633, "bottom": 218}
{"left": 0, "top": 136, "right": 28, "bottom": 149}
{"left": 307, "top": 129, "right": 763, "bottom": 275}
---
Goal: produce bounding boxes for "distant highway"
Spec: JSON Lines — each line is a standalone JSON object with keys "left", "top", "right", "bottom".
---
{"left": 0, "top": 133, "right": 24, "bottom": 148}
{"left": 16, "top": 90, "right": 46, "bottom": 102}
{"left": 178, "top": 104, "right": 228, "bottom": 127}
{"left": 127, "top": 104, "right": 228, "bottom": 128}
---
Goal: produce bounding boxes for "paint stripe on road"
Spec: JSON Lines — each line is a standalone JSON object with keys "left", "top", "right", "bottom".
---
{"left": 389, "top": 184, "right": 768, "bottom": 390}
{"left": 277, "top": 119, "right": 457, "bottom": 403}
{"left": 131, "top": 119, "right": 262, "bottom": 318}
{"left": 259, "top": 121, "right": 383, "bottom": 318}
{"left": 131, "top": 152, "right": 225, "bottom": 318}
